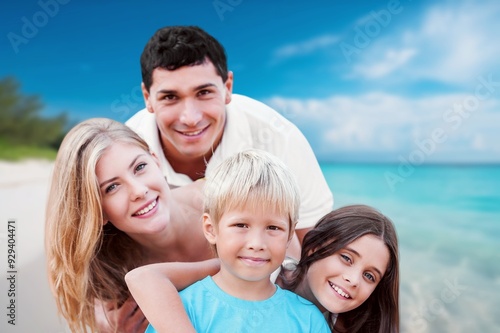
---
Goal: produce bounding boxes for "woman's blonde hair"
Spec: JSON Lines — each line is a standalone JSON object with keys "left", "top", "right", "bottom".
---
{"left": 204, "top": 149, "right": 300, "bottom": 235}
{"left": 45, "top": 118, "right": 149, "bottom": 332}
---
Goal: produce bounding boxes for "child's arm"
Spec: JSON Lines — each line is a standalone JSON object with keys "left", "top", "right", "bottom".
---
{"left": 125, "top": 259, "right": 220, "bottom": 333}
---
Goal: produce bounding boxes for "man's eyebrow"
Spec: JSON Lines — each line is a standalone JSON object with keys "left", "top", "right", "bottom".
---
{"left": 194, "top": 83, "right": 217, "bottom": 90}
{"left": 155, "top": 83, "right": 218, "bottom": 97}
{"left": 156, "top": 89, "right": 176, "bottom": 96}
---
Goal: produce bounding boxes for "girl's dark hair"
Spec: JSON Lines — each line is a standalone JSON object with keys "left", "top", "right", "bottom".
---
{"left": 141, "top": 25, "right": 228, "bottom": 91}
{"left": 283, "top": 205, "right": 399, "bottom": 333}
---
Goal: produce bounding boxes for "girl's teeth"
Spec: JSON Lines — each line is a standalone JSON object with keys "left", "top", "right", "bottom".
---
{"left": 329, "top": 282, "right": 350, "bottom": 298}
{"left": 135, "top": 200, "right": 157, "bottom": 216}
{"left": 334, "top": 286, "right": 349, "bottom": 298}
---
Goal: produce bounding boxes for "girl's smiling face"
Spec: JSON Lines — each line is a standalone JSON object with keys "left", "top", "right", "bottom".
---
{"left": 306, "top": 234, "right": 390, "bottom": 314}
{"left": 96, "top": 142, "right": 172, "bottom": 238}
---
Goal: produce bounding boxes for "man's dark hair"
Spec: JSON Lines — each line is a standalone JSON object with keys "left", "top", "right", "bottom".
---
{"left": 140, "top": 25, "right": 228, "bottom": 91}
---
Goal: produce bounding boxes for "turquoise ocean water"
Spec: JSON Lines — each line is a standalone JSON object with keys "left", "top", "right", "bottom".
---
{"left": 320, "top": 163, "right": 500, "bottom": 333}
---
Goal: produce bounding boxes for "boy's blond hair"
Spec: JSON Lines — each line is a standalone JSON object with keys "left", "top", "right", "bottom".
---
{"left": 203, "top": 149, "right": 300, "bottom": 235}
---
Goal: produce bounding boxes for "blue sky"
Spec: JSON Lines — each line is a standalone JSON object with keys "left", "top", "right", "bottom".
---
{"left": 1, "top": 0, "right": 499, "bottom": 163}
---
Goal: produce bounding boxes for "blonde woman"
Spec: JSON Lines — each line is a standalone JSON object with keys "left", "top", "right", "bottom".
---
{"left": 45, "top": 118, "right": 213, "bottom": 332}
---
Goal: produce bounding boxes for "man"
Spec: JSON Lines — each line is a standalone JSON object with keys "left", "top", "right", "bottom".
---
{"left": 127, "top": 26, "right": 333, "bottom": 243}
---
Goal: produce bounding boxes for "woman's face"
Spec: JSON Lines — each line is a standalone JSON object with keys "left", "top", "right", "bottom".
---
{"left": 306, "top": 234, "right": 390, "bottom": 314}
{"left": 95, "top": 142, "right": 172, "bottom": 238}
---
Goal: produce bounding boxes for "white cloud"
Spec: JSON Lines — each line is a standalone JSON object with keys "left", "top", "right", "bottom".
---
{"left": 272, "top": 34, "right": 339, "bottom": 61}
{"left": 266, "top": 92, "right": 500, "bottom": 162}
{"left": 355, "top": 48, "right": 417, "bottom": 79}
{"left": 349, "top": 0, "right": 500, "bottom": 85}
{"left": 264, "top": 1, "right": 500, "bottom": 163}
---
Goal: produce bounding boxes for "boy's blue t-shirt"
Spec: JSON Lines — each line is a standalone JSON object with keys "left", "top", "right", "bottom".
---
{"left": 146, "top": 276, "right": 330, "bottom": 333}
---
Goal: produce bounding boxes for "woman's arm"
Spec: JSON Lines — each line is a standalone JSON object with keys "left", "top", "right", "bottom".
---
{"left": 125, "top": 259, "right": 220, "bottom": 333}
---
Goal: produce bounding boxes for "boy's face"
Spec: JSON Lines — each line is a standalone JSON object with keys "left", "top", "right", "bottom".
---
{"left": 203, "top": 204, "right": 291, "bottom": 284}
{"left": 142, "top": 60, "right": 233, "bottom": 162}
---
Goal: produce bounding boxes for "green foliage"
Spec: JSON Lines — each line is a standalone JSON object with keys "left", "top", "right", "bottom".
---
{"left": 0, "top": 76, "right": 68, "bottom": 151}
{"left": 0, "top": 139, "right": 57, "bottom": 161}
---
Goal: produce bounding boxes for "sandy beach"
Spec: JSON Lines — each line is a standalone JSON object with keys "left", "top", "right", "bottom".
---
{"left": 0, "top": 160, "right": 69, "bottom": 332}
